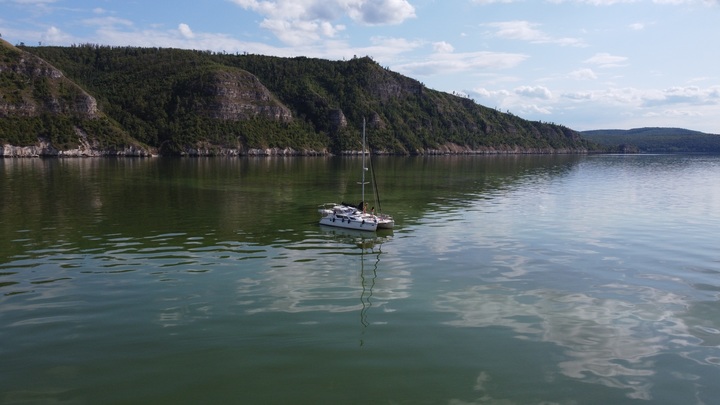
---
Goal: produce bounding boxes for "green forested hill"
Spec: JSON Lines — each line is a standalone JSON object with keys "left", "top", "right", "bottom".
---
{"left": 0, "top": 40, "right": 141, "bottom": 154}
{"left": 582, "top": 128, "right": 720, "bottom": 153}
{"left": 3, "top": 42, "right": 597, "bottom": 155}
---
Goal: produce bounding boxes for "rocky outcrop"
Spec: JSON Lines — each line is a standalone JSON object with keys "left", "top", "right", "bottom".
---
{"left": 189, "top": 70, "right": 292, "bottom": 122}
{"left": 366, "top": 62, "right": 422, "bottom": 102}
{"left": 0, "top": 40, "right": 98, "bottom": 119}
{"left": 329, "top": 109, "right": 347, "bottom": 130}
{"left": 368, "top": 111, "right": 386, "bottom": 130}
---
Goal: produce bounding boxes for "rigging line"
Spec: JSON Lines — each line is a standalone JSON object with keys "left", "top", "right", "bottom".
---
{"left": 368, "top": 152, "right": 383, "bottom": 214}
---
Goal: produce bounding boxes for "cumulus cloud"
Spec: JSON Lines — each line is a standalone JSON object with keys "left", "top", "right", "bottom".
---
{"left": 260, "top": 18, "right": 345, "bottom": 45}
{"left": 39, "top": 25, "right": 71, "bottom": 44}
{"left": 230, "top": 0, "right": 415, "bottom": 45}
{"left": 348, "top": 0, "right": 416, "bottom": 25}
{"left": 473, "top": 87, "right": 512, "bottom": 99}
{"left": 468, "top": 82, "right": 720, "bottom": 133}
{"left": 521, "top": 104, "right": 553, "bottom": 114}
{"left": 515, "top": 85, "right": 553, "bottom": 99}
{"left": 643, "top": 85, "right": 720, "bottom": 107}
{"left": 557, "top": 85, "right": 720, "bottom": 110}
{"left": 178, "top": 23, "right": 194, "bottom": 39}
{"left": 433, "top": 41, "right": 454, "bottom": 53}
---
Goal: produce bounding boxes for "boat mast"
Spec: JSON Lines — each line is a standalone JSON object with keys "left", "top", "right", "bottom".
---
{"left": 361, "top": 117, "right": 367, "bottom": 212}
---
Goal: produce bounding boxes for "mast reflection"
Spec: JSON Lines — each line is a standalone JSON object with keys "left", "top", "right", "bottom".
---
{"left": 318, "top": 225, "right": 392, "bottom": 346}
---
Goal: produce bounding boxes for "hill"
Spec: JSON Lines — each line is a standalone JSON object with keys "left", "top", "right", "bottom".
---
{"left": 2, "top": 41, "right": 598, "bottom": 156}
{"left": 0, "top": 39, "right": 151, "bottom": 156}
{"left": 582, "top": 127, "right": 720, "bottom": 153}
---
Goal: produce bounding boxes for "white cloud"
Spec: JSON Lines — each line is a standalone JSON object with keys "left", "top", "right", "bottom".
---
{"left": 472, "top": 0, "right": 518, "bottom": 4}
{"left": 348, "top": 0, "right": 416, "bottom": 25}
{"left": 475, "top": 0, "right": 719, "bottom": 3}
{"left": 558, "top": 85, "right": 720, "bottom": 110}
{"left": 229, "top": 0, "right": 415, "bottom": 45}
{"left": 473, "top": 87, "right": 512, "bottom": 99}
{"left": 395, "top": 51, "right": 529, "bottom": 77}
{"left": 520, "top": 104, "right": 553, "bottom": 114}
{"left": 82, "top": 16, "right": 134, "bottom": 28}
{"left": 178, "top": 23, "right": 194, "bottom": 39}
{"left": 485, "top": 20, "right": 585, "bottom": 47}
{"left": 433, "top": 41, "right": 454, "bottom": 53}
{"left": 643, "top": 85, "right": 720, "bottom": 107}
{"left": 549, "top": 0, "right": 717, "bottom": 4}
{"left": 644, "top": 109, "right": 703, "bottom": 118}
{"left": 569, "top": 68, "right": 598, "bottom": 80}
{"left": 486, "top": 21, "right": 544, "bottom": 41}
{"left": 260, "top": 18, "right": 344, "bottom": 46}
{"left": 583, "top": 52, "right": 628, "bottom": 68}
{"left": 653, "top": 0, "right": 718, "bottom": 4}
{"left": 39, "top": 25, "right": 70, "bottom": 44}
{"left": 466, "top": 82, "right": 720, "bottom": 132}
{"left": 547, "top": 0, "right": 633, "bottom": 4}
{"left": 515, "top": 85, "right": 553, "bottom": 99}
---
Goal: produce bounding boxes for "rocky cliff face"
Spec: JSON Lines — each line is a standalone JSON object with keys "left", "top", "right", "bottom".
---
{"left": 366, "top": 66, "right": 423, "bottom": 103}
{"left": 186, "top": 70, "right": 292, "bottom": 122}
{"left": 0, "top": 40, "right": 154, "bottom": 157}
{"left": 0, "top": 40, "right": 98, "bottom": 119}
{"left": 2, "top": 136, "right": 153, "bottom": 157}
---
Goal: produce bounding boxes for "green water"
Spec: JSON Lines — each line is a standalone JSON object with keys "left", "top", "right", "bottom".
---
{"left": 1, "top": 155, "right": 719, "bottom": 404}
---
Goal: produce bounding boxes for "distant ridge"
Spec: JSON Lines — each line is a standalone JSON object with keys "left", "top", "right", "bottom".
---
{"left": 582, "top": 127, "right": 720, "bottom": 153}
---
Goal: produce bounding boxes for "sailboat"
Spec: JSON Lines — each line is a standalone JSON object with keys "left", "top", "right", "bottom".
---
{"left": 318, "top": 118, "right": 394, "bottom": 231}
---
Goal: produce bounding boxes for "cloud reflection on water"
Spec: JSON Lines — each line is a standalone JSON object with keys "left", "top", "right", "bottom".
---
{"left": 435, "top": 282, "right": 707, "bottom": 400}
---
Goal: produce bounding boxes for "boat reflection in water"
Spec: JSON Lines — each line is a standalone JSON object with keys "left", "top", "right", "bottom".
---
{"left": 319, "top": 225, "right": 392, "bottom": 345}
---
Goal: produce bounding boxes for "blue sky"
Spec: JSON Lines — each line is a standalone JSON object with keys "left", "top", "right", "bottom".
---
{"left": 1, "top": 0, "right": 719, "bottom": 133}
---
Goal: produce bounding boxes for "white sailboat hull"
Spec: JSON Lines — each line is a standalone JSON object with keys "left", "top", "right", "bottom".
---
{"left": 318, "top": 204, "right": 378, "bottom": 232}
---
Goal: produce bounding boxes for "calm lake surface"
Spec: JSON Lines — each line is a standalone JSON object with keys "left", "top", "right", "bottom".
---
{"left": 1, "top": 154, "right": 720, "bottom": 404}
